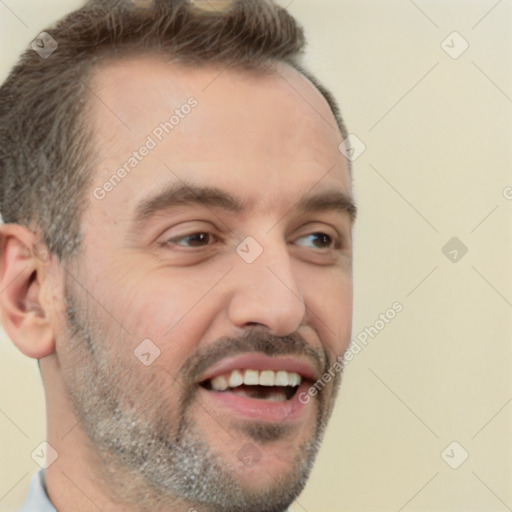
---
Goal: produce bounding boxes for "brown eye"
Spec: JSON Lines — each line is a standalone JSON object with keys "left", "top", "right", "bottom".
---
{"left": 168, "top": 232, "right": 215, "bottom": 247}
{"left": 295, "top": 233, "right": 335, "bottom": 249}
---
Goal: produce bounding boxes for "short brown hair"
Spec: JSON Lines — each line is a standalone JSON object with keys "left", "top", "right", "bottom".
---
{"left": 0, "top": 0, "right": 348, "bottom": 260}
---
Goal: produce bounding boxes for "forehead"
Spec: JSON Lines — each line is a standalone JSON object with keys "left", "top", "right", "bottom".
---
{"left": 86, "top": 56, "right": 350, "bottom": 221}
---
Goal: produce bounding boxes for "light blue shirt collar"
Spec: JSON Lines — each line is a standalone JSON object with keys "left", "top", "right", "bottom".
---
{"left": 20, "top": 471, "right": 56, "bottom": 512}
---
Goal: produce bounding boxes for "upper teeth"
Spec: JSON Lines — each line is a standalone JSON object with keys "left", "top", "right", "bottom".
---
{"left": 209, "top": 369, "right": 302, "bottom": 391}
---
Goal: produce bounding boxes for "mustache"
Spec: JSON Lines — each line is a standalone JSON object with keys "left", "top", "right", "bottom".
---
{"left": 180, "top": 328, "right": 328, "bottom": 385}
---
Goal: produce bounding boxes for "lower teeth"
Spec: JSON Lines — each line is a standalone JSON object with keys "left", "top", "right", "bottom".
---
{"left": 219, "top": 385, "right": 298, "bottom": 402}
{"left": 202, "top": 382, "right": 299, "bottom": 401}
{"left": 233, "top": 388, "right": 288, "bottom": 402}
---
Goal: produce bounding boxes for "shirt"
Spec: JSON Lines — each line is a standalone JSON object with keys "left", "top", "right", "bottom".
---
{"left": 19, "top": 471, "right": 56, "bottom": 512}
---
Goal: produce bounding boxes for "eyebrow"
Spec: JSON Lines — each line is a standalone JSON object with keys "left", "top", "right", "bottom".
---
{"left": 298, "top": 190, "right": 357, "bottom": 222}
{"left": 133, "top": 183, "right": 245, "bottom": 223}
{"left": 131, "top": 181, "right": 357, "bottom": 228}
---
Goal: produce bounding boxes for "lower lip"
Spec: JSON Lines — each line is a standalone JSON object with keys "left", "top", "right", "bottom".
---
{"left": 198, "top": 382, "right": 315, "bottom": 423}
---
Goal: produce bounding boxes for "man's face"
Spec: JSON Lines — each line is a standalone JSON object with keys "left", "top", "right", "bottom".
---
{"left": 56, "top": 57, "right": 353, "bottom": 511}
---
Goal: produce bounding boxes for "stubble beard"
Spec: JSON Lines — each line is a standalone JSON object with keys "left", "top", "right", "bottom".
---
{"left": 59, "top": 279, "right": 341, "bottom": 512}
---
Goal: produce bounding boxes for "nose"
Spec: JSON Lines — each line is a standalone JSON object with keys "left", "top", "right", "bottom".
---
{"left": 227, "top": 238, "right": 306, "bottom": 337}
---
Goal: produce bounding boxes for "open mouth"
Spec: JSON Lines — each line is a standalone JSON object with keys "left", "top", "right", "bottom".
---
{"left": 195, "top": 353, "right": 319, "bottom": 421}
{"left": 200, "top": 369, "right": 302, "bottom": 403}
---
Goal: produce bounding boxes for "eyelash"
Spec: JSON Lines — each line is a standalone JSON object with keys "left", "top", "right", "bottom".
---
{"left": 166, "top": 232, "right": 218, "bottom": 248}
{"left": 165, "top": 231, "right": 341, "bottom": 251}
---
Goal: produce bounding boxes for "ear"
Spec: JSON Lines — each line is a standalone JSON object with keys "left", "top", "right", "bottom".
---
{"left": 0, "top": 224, "right": 55, "bottom": 358}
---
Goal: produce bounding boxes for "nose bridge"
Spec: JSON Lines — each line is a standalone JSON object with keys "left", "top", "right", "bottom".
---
{"left": 227, "top": 235, "right": 306, "bottom": 336}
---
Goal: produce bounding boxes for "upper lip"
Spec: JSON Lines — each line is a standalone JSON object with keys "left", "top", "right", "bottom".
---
{"left": 196, "top": 353, "right": 321, "bottom": 384}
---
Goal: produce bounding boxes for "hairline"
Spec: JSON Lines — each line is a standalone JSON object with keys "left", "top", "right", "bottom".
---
{"left": 89, "top": 48, "right": 347, "bottom": 135}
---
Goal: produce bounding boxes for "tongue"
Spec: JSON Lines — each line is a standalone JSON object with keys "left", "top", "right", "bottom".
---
{"left": 228, "top": 385, "right": 289, "bottom": 402}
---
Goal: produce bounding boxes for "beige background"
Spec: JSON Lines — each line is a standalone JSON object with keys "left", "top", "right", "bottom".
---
{"left": 1, "top": 1, "right": 511, "bottom": 511}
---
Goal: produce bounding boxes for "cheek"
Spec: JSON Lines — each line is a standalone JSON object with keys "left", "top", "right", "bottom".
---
{"left": 95, "top": 261, "right": 223, "bottom": 374}
{"left": 303, "top": 268, "right": 353, "bottom": 356}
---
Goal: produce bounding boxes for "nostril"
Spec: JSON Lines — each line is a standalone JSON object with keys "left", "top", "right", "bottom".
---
{"left": 244, "top": 322, "right": 264, "bottom": 328}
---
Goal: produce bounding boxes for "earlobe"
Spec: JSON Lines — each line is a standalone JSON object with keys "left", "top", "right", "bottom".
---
{"left": 0, "top": 224, "right": 55, "bottom": 359}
